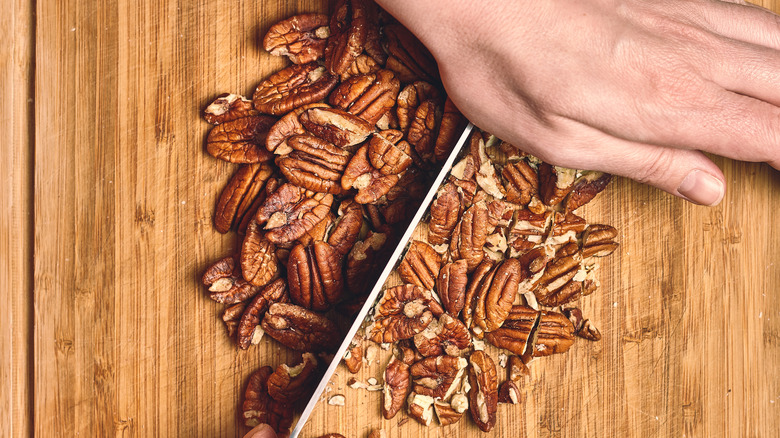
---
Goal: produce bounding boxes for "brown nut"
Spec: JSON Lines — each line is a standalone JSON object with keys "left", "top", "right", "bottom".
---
{"left": 255, "top": 183, "right": 334, "bottom": 244}
{"left": 214, "top": 163, "right": 274, "bottom": 234}
{"left": 344, "top": 340, "right": 363, "bottom": 374}
{"left": 413, "top": 314, "right": 471, "bottom": 357}
{"left": 529, "top": 243, "right": 587, "bottom": 307}
{"left": 296, "top": 213, "right": 334, "bottom": 247}
{"left": 367, "top": 130, "right": 413, "bottom": 175}
{"left": 242, "top": 366, "right": 293, "bottom": 433}
{"left": 398, "top": 240, "right": 441, "bottom": 290}
{"left": 341, "top": 144, "right": 401, "bottom": 204}
{"left": 538, "top": 163, "right": 578, "bottom": 206}
{"left": 484, "top": 305, "right": 540, "bottom": 358}
{"left": 203, "top": 93, "right": 259, "bottom": 125}
{"left": 467, "top": 350, "right": 498, "bottom": 432}
{"left": 428, "top": 182, "right": 463, "bottom": 246}
{"left": 406, "top": 100, "right": 441, "bottom": 163}
{"left": 362, "top": 0, "right": 386, "bottom": 64}
{"left": 329, "top": 70, "right": 401, "bottom": 125}
{"left": 276, "top": 134, "right": 351, "bottom": 195}
{"left": 237, "top": 278, "right": 289, "bottom": 350}
{"left": 582, "top": 224, "right": 619, "bottom": 258}
{"left": 433, "top": 98, "right": 467, "bottom": 162}
{"left": 407, "top": 392, "right": 435, "bottom": 426}
{"left": 563, "top": 171, "right": 612, "bottom": 212}
{"left": 508, "top": 355, "right": 530, "bottom": 382}
{"left": 206, "top": 115, "right": 277, "bottom": 163}
{"left": 533, "top": 310, "right": 576, "bottom": 357}
{"left": 324, "top": 0, "right": 367, "bottom": 76}
{"left": 261, "top": 303, "right": 341, "bottom": 352}
{"left": 461, "top": 260, "right": 494, "bottom": 335}
{"left": 263, "top": 14, "right": 330, "bottom": 64}
{"left": 563, "top": 307, "right": 602, "bottom": 341}
{"left": 382, "top": 356, "right": 411, "bottom": 419}
{"left": 383, "top": 24, "right": 438, "bottom": 83}
{"left": 434, "top": 399, "right": 466, "bottom": 426}
{"left": 202, "top": 256, "right": 261, "bottom": 304}
{"left": 265, "top": 103, "right": 330, "bottom": 155}
{"left": 436, "top": 260, "right": 469, "bottom": 317}
{"left": 339, "top": 53, "right": 381, "bottom": 81}
{"left": 267, "top": 352, "right": 319, "bottom": 404}
{"left": 449, "top": 200, "right": 492, "bottom": 272}
{"left": 346, "top": 231, "right": 389, "bottom": 294}
{"left": 410, "top": 355, "right": 468, "bottom": 400}
{"left": 240, "top": 221, "right": 280, "bottom": 287}
{"left": 299, "top": 106, "right": 374, "bottom": 148}
{"left": 237, "top": 177, "right": 282, "bottom": 236}
{"left": 252, "top": 62, "right": 338, "bottom": 116}
{"left": 287, "top": 241, "right": 344, "bottom": 312}
{"left": 470, "top": 132, "right": 507, "bottom": 199}
{"left": 502, "top": 160, "right": 539, "bottom": 206}
{"left": 463, "top": 259, "right": 522, "bottom": 337}
{"left": 497, "top": 380, "right": 522, "bottom": 405}
{"left": 222, "top": 302, "right": 246, "bottom": 338}
{"left": 369, "top": 284, "right": 444, "bottom": 343}
{"left": 327, "top": 199, "right": 364, "bottom": 256}
{"left": 396, "top": 82, "right": 441, "bottom": 133}
{"left": 507, "top": 210, "right": 553, "bottom": 257}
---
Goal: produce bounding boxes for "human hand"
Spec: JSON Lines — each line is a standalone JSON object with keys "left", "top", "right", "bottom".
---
{"left": 376, "top": 0, "right": 780, "bottom": 206}
{"left": 243, "top": 424, "right": 278, "bottom": 438}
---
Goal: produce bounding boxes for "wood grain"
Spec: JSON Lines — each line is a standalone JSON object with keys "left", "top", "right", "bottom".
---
{"left": 16, "top": 0, "right": 780, "bottom": 437}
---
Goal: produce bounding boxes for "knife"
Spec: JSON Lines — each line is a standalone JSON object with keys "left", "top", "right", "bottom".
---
{"left": 288, "top": 123, "right": 474, "bottom": 438}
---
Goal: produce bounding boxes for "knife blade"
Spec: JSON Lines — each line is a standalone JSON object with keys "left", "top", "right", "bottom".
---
{"left": 288, "top": 123, "right": 474, "bottom": 438}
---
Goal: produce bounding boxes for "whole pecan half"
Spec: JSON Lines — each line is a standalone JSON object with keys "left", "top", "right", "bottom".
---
{"left": 243, "top": 366, "right": 293, "bottom": 433}
{"left": 461, "top": 260, "right": 494, "bottom": 334}
{"left": 214, "top": 163, "right": 274, "bottom": 234}
{"left": 255, "top": 183, "right": 334, "bottom": 244}
{"left": 324, "top": 0, "right": 367, "bottom": 75}
{"left": 428, "top": 182, "right": 463, "bottom": 246}
{"left": 237, "top": 278, "right": 289, "bottom": 350}
{"left": 449, "top": 200, "right": 492, "bottom": 272}
{"left": 469, "top": 258, "right": 523, "bottom": 335}
{"left": 433, "top": 98, "right": 467, "bottom": 162}
{"left": 203, "top": 93, "right": 259, "bottom": 125}
{"left": 396, "top": 82, "right": 441, "bottom": 133}
{"left": 367, "top": 130, "right": 413, "bottom": 175}
{"left": 582, "top": 224, "right": 619, "bottom": 258}
{"left": 484, "top": 305, "right": 540, "bottom": 358}
{"left": 339, "top": 53, "right": 381, "bottom": 81}
{"left": 267, "top": 352, "right": 319, "bottom": 404}
{"left": 263, "top": 14, "right": 330, "bottom": 64}
{"left": 202, "top": 256, "right": 261, "bottom": 304}
{"left": 413, "top": 313, "right": 471, "bottom": 357}
{"left": 532, "top": 310, "right": 576, "bottom": 357}
{"left": 406, "top": 100, "right": 441, "bottom": 163}
{"left": 261, "top": 303, "right": 341, "bottom": 352}
{"left": 206, "top": 115, "right": 277, "bottom": 163}
{"left": 467, "top": 350, "right": 498, "bottom": 432}
{"left": 276, "top": 134, "right": 351, "bottom": 194}
{"left": 341, "top": 144, "right": 401, "bottom": 204}
{"left": 437, "top": 259, "right": 468, "bottom": 317}
{"left": 240, "top": 221, "right": 280, "bottom": 287}
{"left": 383, "top": 24, "right": 439, "bottom": 83}
{"left": 563, "top": 171, "right": 613, "bottom": 212}
{"left": 327, "top": 199, "right": 364, "bottom": 256}
{"left": 382, "top": 356, "right": 411, "bottom": 419}
{"left": 329, "top": 70, "right": 400, "bottom": 125}
{"left": 237, "top": 177, "right": 281, "bottom": 235}
{"left": 299, "top": 106, "right": 374, "bottom": 148}
{"left": 398, "top": 240, "right": 441, "bottom": 290}
{"left": 287, "top": 241, "right": 344, "bottom": 312}
{"left": 252, "top": 62, "right": 338, "bottom": 116}
{"left": 369, "top": 284, "right": 443, "bottom": 343}
{"left": 265, "top": 103, "right": 330, "bottom": 155}
{"left": 527, "top": 242, "right": 594, "bottom": 307}
{"left": 410, "top": 355, "right": 468, "bottom": 400}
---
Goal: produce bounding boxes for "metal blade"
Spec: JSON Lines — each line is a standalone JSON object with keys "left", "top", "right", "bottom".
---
{"left": 288, "top": 123, "right": 474, "bottom": 438}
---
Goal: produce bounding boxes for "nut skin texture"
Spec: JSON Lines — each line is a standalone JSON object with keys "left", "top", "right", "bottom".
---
{"left": 254, "top": 183, "right": 334, "bottom": 244}
{"left": 563, "top": 307, "right": 602, "bottom": 341}
{"left": 428, "top": 182, "right": 462, "bottom": 246}
{"left": 396, "top": 82, "right": 441, "bottom": 133}
{"left": 406, "top": 100, "right": 441, "bottom": 163}
{"left": 329, "top": 70, "right": 401, "bottom": 125}
{"left": 433, "top": 98, "right": 467, "bottom": 162}
{"left": 344, "top": 342, "right": 363, "bottom": 374}
{"left": 538, "top": 163, "right": 578, "bottom": 206}
{"left": 339, "top": 53, "right": 381, "bottom": 81}
{"left": 242, "top": 366, "right": 293, "bottom": 433}
{"left": 267, "top": 352, "right": 319, "bottom": 404}
{"left": 484, "top": 305, "right": 540, "bottom": 357}
{"left": 467, "top": 350, "right": 499, "bottom": 432}
{"left": 276, "top": 134, "right": 351, "bottom": 195}
{"left": 327, "top": 199, "right": 364, "bottom": 256}
{"left": 472, "top": 258, "right": 523, "bottom": 334}
{"left": 252, "top": 62, "right": 338, "bottom": 116}
{"left": 240, "top": 221, "right": 280, "bottom": 287}
{"left": 369, "top": 284, "right": 444, "bottom": 343}
{"left": 413, "top": 314, "right": 471, "bottom": 357}
{"left": 564, "top": 171, "right": 613, "bottom": 212}
{"left": 203, "top": 93, "right": 259, "bottom": 125}
{"left": 461, "top": 260, "right": 494, "bottom": 335}
{"left": 341, "top": 144, "right": 401, "bottom": 204}
{"left": 449, "top": 200, "right": 492, "bottom": 272}
{"left": 368, "top": 130, "right": 414, "bottom": 175}
{"left": 299, "top": 107, "right": 374, "bottom": 148}
{"left": 502, "top": 160, "right": 539, "bottom": 206}
{"left": 265, "top": 103, "right": 330, "bottom": 155}
{"left": 261, "top": 303, "right": 341, "bottom": 352}
{"left": 383, "top": 24, "right": 438, "bottom": 84}
{"left": 202, "top": 256, "right": 262, "bottom": 304}
{"left": 263, "top": 14, "right": 330, "bottom": 65}
{"left": 346, "top": 231, "right": 388, "bottom": 294}
{"left": 534, "top": 310, "right": 576, "bottom": 357}
{"left": 287, "top": 241, "right": 344, "bottom": 312}
{"left": 582, "top": 224, "right": 619, "bottom": 258}
{"left": 508, "top": 355, "right": 531, "bottom": 382}
{"left": 206, "top": 115, "right": 277, "bottom": 163}
{"left": 410, "top": 355, "right": 467, "bottom": 399}
{"left": 324, "top": 0, "right": 367, "bottom": 76}
{"left": 398, "top": 240, "right": 441, "bottom": 290}
{"left": 437, "top": 260, "right": 469, "bottom": 317}
{"left": 222, "top": 302, "right": 246, "bottom": 339}
{"left": 382, "top": 356, "right": 411, "bottom": 420}
{"left": 237, "top": 278, "right": 289, "bottom": 350}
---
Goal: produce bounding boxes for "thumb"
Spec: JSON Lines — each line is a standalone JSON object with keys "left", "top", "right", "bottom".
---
{"left": 244, "top": 424, "right": 278, "bottom": 438}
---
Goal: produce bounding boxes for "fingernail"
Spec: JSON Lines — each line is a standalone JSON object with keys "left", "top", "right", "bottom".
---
{"left": 245, "top": 424, "right": 278, "bottom": 438}
{"left": 677, "top": 170, "right": 725, "bottom": 206}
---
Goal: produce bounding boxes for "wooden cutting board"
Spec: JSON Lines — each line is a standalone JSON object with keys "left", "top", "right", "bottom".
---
{"left": 3, "top": 0, "right": 780, "bottom": 437}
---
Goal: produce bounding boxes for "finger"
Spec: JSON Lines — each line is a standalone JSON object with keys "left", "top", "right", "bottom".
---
{"left": 699, "top": 0, "right": 780, "bottom": 50}
{"left": 244, "top": 424, "right": 278, "bottom": 438}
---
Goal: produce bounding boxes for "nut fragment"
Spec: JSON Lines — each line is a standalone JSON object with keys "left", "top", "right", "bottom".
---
{"left": 341, "top": 144, "right": 401, "bottom": 204}
{"left": 410, "top": 355, "right": 468, "bottom": 400}
{"left": 204, "top": 93, "right": 259, "bottom": 125}
{"left": 413, "top": 314, "right": 470, "bottom": 357}
{"left": 433, "top": 98, "right": 467, "bottom": 163}
{"left": 222, "top": 302, "right": 246, "bottom": 338}
{"left": 263, "top": 14, "right": 330, "bottom": 64}
{"left": 261, "top": 303, "right": 341, "bottom": 352}
{"left": 267, "top": 352, "right": 319, "bottom": 404}
{"left": 344, "top": 340, "right": 364, "bottom": 374}
{"left": 367, "top": 130, "right": 413, "bottom": 175}
{"left": 265, "top": 103, "right": 330, "bottom": 155}
{"left": 242, "top": 367, "right": 293, "bottom": 433}
{"left": 563, "top": 171, "right": 612, "bottom": 212}
{"left": 563, "top": 307, "right": 602, "bottom": 341}
{"left": 327, "top": 199, "right": 364, "bottom": 256}
{"left": 299, "top": 106, "right": 374, "bottom": 148}
{"left": 433, "top": 399, "right": 465, "bottom": 426}
{"left": 497, "top": 380, "right": 522, "bottom": 405}
{"left": 327, "top": 395, "right": 346, "bottom": 406}
{"left": 467, "top": 351, "right": 498, "bottom": 432}
{"left": 502, "top": 160, "right": 538, "bottom": 206}
{"left": 255, "top": 183, "right": 334, "bottom": 244}
{"left": 253, "top": 62, "right": 338, "bottom": 116}
{"left": 382, "top": 356, "right": 411, "bottom": 419}
{"left": 533, "top": 310, "right": 576, "bottom": 357}
{"left": 398, "top": 240, "right": 441, "bottom": 290}
{"left": 508, "top": 355, "right": 530, "bottom": 382}
{"left": 484, "top": 305, "right": 540, "bottom": 358}
{"left": 206, "top": 115, "right": 277, "bottom": 163}
{"left": 407, "top": 392, "right": 435, "bottom": 426}
{"left": 582, "top": 224, "right": 619, "bottom": 258}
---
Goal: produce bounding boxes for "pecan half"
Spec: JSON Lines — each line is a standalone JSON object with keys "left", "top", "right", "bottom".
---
{"left": 255, "top": 183, "right": 334, "bottom": 244}
{"left": 406, "top": 100, "right": 441, "bottom": 162}
{"left": 433, "top": 98, "right": 467, "bottom": 162}
{"left": 533, "top": 310, "right": 575, "bottom": 357}
{"left": 299, "top": 106, "right": 374, "bottom": 148}
{"left": 341, "top": 144, "right": 400, "bottom": 204}
{"left": 327, "top": 199, "right": 364, "bottom": 256}
{"left": 398, "top": 240, "right": 441, "bottom": 290}
{"left": 529, "top": 242, "right": 590, "bottom": 307}
{"left": 428, "top": 182, "right": 462, "bottom": 246}
{"left": 467, "top": 351, "right": 498, "bottom": 432}
{"left": 263, "top": 14, "right": 330, "bottom": 64}
{"left": 410, "top": 355, "right": 468, "bottom": 400}
{"left": 368, "top": 130, "right": 413, "bottom": 175}
{"left": 261, "top": 303, "right": 341, "bottom": 352}
{"left": 202, "top": 256, "right": 261, "bottom": 304}
{"left": 324, "top": 0, "right": 367, "bottom": 75}
{"left": 265, "top": 103, "right": 330, "bottom": 155}
{"left": 339, "top": 53, "right": 381, "bottom": 81}
{"left": 344, "top": 340, "right": 363, "bottom": 374}
{"left": 206, "top": 115, "right": 277, "bottom": 163}
{"left": 396, "top": 82, "right": 440, "bottom": 133}
{"left": 464, "top": 258, "right": 522, "bottom": 336}
{"left": 240, "top": 221, "right": 280, "bottom": 287}
{"left": 329, "top": 70, "right": 400, "bottom": 125}
{"left": 384, "top": 24, "right": 438, "bottom": 83}
{"left": 582, "top": 224, "right": 619, "bottom": 258}
{"left": 538, "top": 163, "right": 578, "bottom": 206}
{"left": 382, "top": 356, "right": 411, "bottom": 419}
{"left": 502, "top": 160, "right": 539, "bottom": 206}
{"left": 369, "top": 284, "right": 443, "bottom": 343}
{"left": 213, "top": 163, "right": 274, "bottom": 234}
{"left": 237, "top": 278, "right": 289, "bottom": 350}
{"left": 267, "top": 352, "right": 319, "bottom": 404}
{"left": 563, "top": 171, "right": 612, "bottom": 212}
{"left": 436, "top": 260, "right": 468, "bottom": 317}
{"left": 237, "top": 177, "right": 281, "bottom": 235}
{"left": 287, "top": 241, "right": 344, "bottom": 312}
{"left": 413, "top": 314, "right": 471, "bottom": 357}
{"left": 243, "top": 366, "right": 293, "bottom": 433}
{"left": 346, "top": 231, "right": 388, "bottom": 294}
{"left": 484, "top": 305, "right": 540, "bottom": 358}
{"left": 276, "top": 134, "right": 351, "bottom": 194}
{"left": 252, "top": 62, "right": 338, "bottom": 116}
{"left": 449, "top": 200, "right": 492, "bottom": 272}
{"left": 203, "top": 93, "right": 259, "bottom": 125}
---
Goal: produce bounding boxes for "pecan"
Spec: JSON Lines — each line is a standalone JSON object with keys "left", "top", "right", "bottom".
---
{"left": 410, "top": 355, "right": 468, "bottom": 400}
{"left": 502, "top": 160, "right": 539, "bottom": 206}
{"left": 252, "top": 62, "right": 338, "bottom": 116}
{"left": 582, "top": 224, "right": 619, "bottom": 258}
{"left": 467, "top": 351, "right": 498, "bottom": 432}
{"left": 237, "top": 177, "right": 281, "bottom": 235}
{"left": 395, "top": 339, "right": 423, "bottom": 366}
{"left": 275, "top": 134, "right": 351, "bottom": 194}
{"left": 324, "top": 0, "right": 367, "bottom": 75}
{"left": 213, "top": 163, "right": 274, "bottom": 234}
{"left": 382, "top": 356, "right": 411, "bottom": 419}
{"left": 299, "top": 106, "right": 374, "bottom": 148}
{"left": 344, "top": 340, "right": 364, "bottom": 374}
{"left": 413, "top": 314, "right": 471, "bottom": 357}
{"left": 563, "top": 171, "right": 612, "bottom": 212}
{"left": 206, "top": 115, "right": 277, "bottom": 163}
{"left": 339, "top": 53, "right": 381, "bottom": 81}
{"left": 484, "top": 305, "right": 540, "bottom": 358}
{"left": 242, "top": 366, "right": 293, "bottom": 433}
{"left": 263, "top": 14, "right": 330, "bottom": 64}
{"left": 369, "top": 284, "right": 443, "bottom": 343}
{"left": 549, "top": 211, "right": 587, "bottom": 242}
{"left": 255, "top": 183, "right": 334, "bottom": 244}
{"left": 222, "top": 302, "right": 246, "bottom": 338}
{"left": 367, "top": 130, "right": 413, "bottom": 175}
{"left": 433, "top": 399, "right": 465, "bottom": 426}
{"left": 406, "top": 100, "right": 441, "bottom": 163}
{"left": 464, "top": 258, "right": 522, "bottom": 336}
{"left": 287, "top": 241, "right": 344, "bottom": 312}
{"left": 407, "top": 393, "right": 435, "bottom": 426}
{"left": 346, "top": 231, "right": 388, "bottom": 294}
{"left": 508, "top": 355, "right": 530, "bottom": 382}
{"left": 297, "top": 213, "right": 334, "bottom": 247}
{"left": 261, "top": 303, "right": 341, "bottom": 352}
{"left": 384, "top": 24, "right": 438, "bottom": 83}
{"left": 436, "top": 260, "right": 468, "bottom": 317}
{"left": 497, "top": 380, "right": 522, "bottom": 405}
{"left": 237, "top": 278, "right": 289, "bottom": 350}
{"left": 327, "top": 199, "right": 365, "bottom": 256}
{"left": 487, "top": 199, "right": 517, "bottom": 229}
{"left": 562, "top": 307, "right": 602, "bottom": 341}
{"left": 341, "top": 144, "right": 401, "bottom": 204}
{"left": 449, "top": 200, "right": 492, "bottom": 272}
{"left": 329, "top": 70, "right": 401, "bottom": 125}
{"left": 508, "top": 210, "right": 553, "bottom": 257}
{"left": 203, "top": 93, "right": 258, "bottom": 125}
{"left": 240, "top": 221, "right": 280, "bottom": 287}
{"left": 267, "top": 352, "right": 319, "bottom": 404}
{"left": 529, "top": 243, "right": 590, "bottom": 307}
{"left": 398, "top": 240, "right": 441, "bottom": 290}
{"left": 461, "top": 260, "right": 493, "bottom": 334}
{"left": 396, "top": 82, "right": 441, "bottom": 133}
{"left": 265, "top": 103, "right": 330, "bottom": 155}
{"left": 470, "top": 131, "right": 506, "bottom": 199}
{"left": 532, "top": 310, "right": 575, "bottom": 357}
{"left": 376, "top": 168, "right": 428, "bottom": 224}
{"left": 362, "top": 1, "right": 386, "bottom": 64}
{"left": 433, "top": 98, "right": 467, "bottom": 162}
{"left": 538, "top": 163, "right": 578, "bottom": 206}
{"left": 202, "top": 256, "right": 261, "bottom": 304}
{"left": 428, "top": 182, "right": 462, "bottom": 246}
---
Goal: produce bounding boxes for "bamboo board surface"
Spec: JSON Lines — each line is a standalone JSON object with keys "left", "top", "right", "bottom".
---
{"left": 2, "top": 0, "right": 779, "bottom": 437}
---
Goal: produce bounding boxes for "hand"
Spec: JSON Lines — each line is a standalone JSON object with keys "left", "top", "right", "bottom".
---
{"left": 376, "top": 0, "right": 780, "bottom": 205}
{"left": 244, "top": 424, "right": 278, "bottom": 438}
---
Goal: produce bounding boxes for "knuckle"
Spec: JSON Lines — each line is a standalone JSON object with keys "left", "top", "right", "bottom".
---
{"left": 631, "top": 148, "right": 678, "bottom": 185}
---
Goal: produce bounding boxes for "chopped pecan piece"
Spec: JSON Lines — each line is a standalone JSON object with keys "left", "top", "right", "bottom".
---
{"left": 369, "top": 284, "right": 443, "bottom": 343}
{"left": 508, "top": 355, "right": 530, "bottom": 382}
{"left": 324, "top": 0, "right": 367, "bottom": 75}
{"left": 237, "top": 278, "right": 289, "bottom": 350}
{"left": 240, "top": 221, "right": 280, "bottom": 287}
{"left": 299, "top": 106, "right": 374, "bottom": 148}
{"left": 265, "top": 103, "right": 330, "bottom": 155}
{"left": 502, "top": 159, "right": 539, "bottom": 206}
{"left": 263, "top": 14, "right": 330, "bottom": 64}
{"left": 484, "top": 305, "right": 540, "bottom": 358}
{"left": 449, "top": 200, "right": 492, "bottom": 272}
{"left": 433, "top": 98, "right": 467, "bottom": 162}
{"left": 582, "top": 224, "right": 619, "bottom": 258}
{"left": 339, "top": 53, "right": 381, "bottom": 81}
{"left": 428, "top": 182, "right": 462, "bottom": 246}
{"left": 368, "top": 130, "right": 413, "bottom": 175}
{"left": 327, "top": 199, "right": 364, "bottom": 256}
{"left": 398, "top": 240, "right": 441, "bottom": 290}
{"left": 533, "top": 310, "right": 576, "bottom": 357}
{"left": 382, "top": 356, "right": 411, "bottom": 419}
{"left": 470, "top": 131, "right": 506, "bottom": 199}
{"left": 384, "top": 24, "right": 438, "bottom": 83}
{"left": 346, "top": 231, "right": 388, "bottom": 293}
{"left": 528, "top": 242, "right": 590, "bottom": 307}
{"left": 206, "top": 115, "right": 277, "bottom": 163}
{"left": 276, "top": 134, "right": 351, "bottom": 194}
{"left": 410, "top": 355, "right": 468, "bottom": 400}
{"left": 255, "top": 183, "right": 334, "bottom": 244}
{"left": 344, "top": 340, "right": 364, "bottom": 374}
{"left": 341, "top": 144, "right": 401, "bottom": 204}
{"left": 562, "top": 307, "right": 602, "bottom": 341}
{"left": 508, "top": 210, "right": 553, "bottom": 257}
{"left": 267, "top": 352, "right": 319, "bottom": 404}
{"left": 202, "top": 256, "right": 261, "bottom": 304}
{"left": 203, "top": 93, "right": 259, "bottom": 125}
{"left": 407, "top": 392, "right": 435, "bottom": 426}
{"left": 498, "top": 380, "right": 522, "bottom": 405}
{"left": 433, "top": 399, "right": 466, "bottom": 426}
{"left": 396, "top": 82, "right": 441, "bottom": 132}
{"left": 329, "top": 70, "right": 401, "bottom": 125}
{"left": 222, "top": 302, "right": 246, "bottom": 338}
{"left": 467, "top": 351, "right": 498, "bottom": 432}
{"left": 252, "top": 62, "right": 338, "bottom": 116}
{"left": 242, "top": 366, "right": 293, "bottom": 433}
{"left": 287, "top": 241, "right": 344, "bottom": 312}
{"left": 261, "top": 303, "right": 341, "bottom": 352}
{"left": 563, "top": 171, "right": 612, "bottom": 212}
{"left": 413, "top": 314, "right": 471, "bottom": 357}
{"left": 436, "top": 259, "right": 468, "bottom": 317}
{"left": 538, "top": 163, "right": 578, "bottom": 206}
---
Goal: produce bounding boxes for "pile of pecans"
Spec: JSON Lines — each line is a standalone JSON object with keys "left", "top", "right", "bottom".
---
{"left": 198, "top": 0, "right": 468, "bottom": 435}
